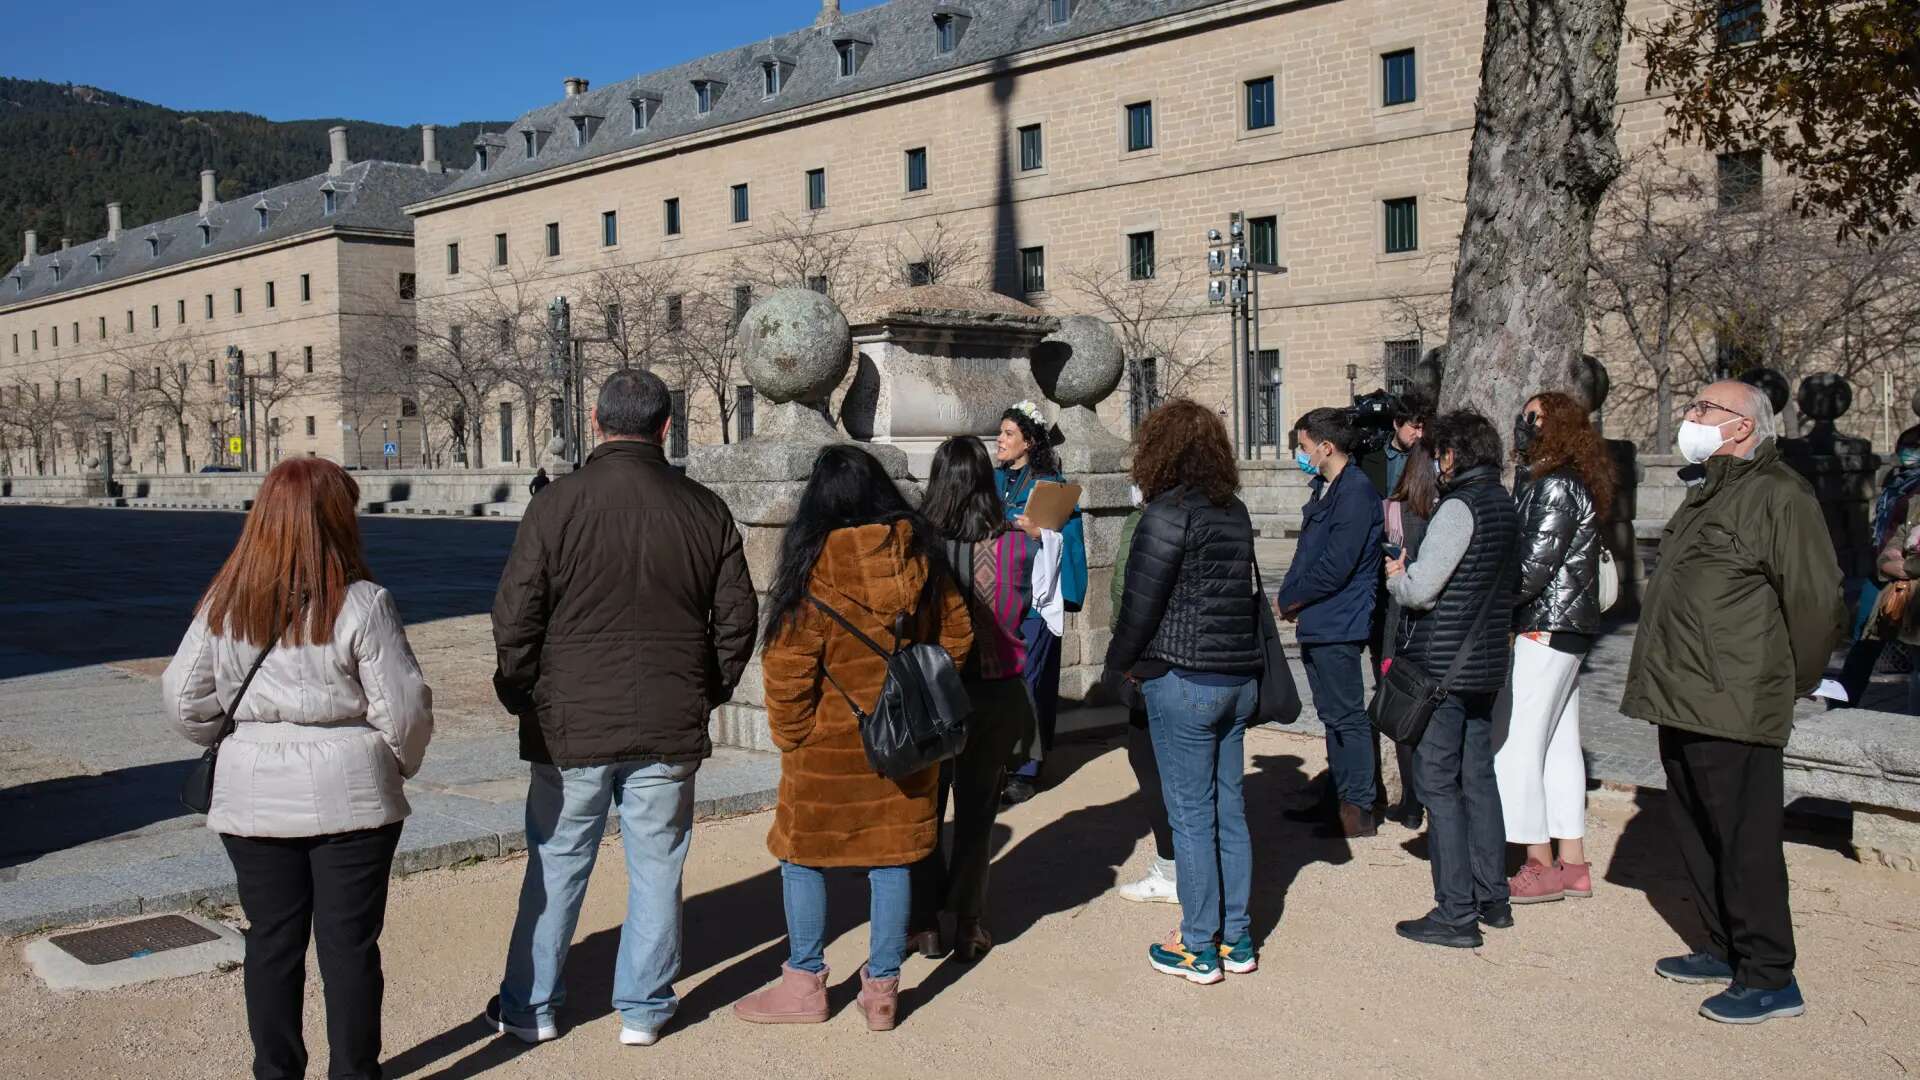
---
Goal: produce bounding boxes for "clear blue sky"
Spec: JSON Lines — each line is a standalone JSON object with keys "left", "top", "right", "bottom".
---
{"left": 9, "top": 0, "right": 888, "bottom": 126}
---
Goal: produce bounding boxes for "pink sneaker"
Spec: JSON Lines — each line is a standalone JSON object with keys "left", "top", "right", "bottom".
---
{"left": 1507, "top": 859, "right": 1565, "bottom": 904}
{"left": 1558, "top": 860, "right": 1592, "bottom": 898}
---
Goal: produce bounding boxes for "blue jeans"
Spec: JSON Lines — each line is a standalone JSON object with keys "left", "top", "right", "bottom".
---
{"left": 1012, "top": 612, "right": 1061, "bottom": 780}
{"left": 1142, "top": 671, "right": 1256, "bottom": 951}
{"left": 1413, "top": 692, "right": 1507, "bottom": 926}
{"left": 1301, "top": 641, "right": 1376, "bottom": 809}
{"left": 499, "top": 760, "right": 697, "bottom": 1034}
{"left": 780, "top": 862, "right": 911, "bottom": 980}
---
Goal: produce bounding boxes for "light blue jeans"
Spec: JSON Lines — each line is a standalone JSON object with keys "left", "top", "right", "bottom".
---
{"left": 780, "top": 862, "right": 911, "bottom": 980}
{"left": 498, "top": 760, "right": 697, "bottom": 1034}
{"left": 1142, "top": 672, "right": 1256, "bottom": 952}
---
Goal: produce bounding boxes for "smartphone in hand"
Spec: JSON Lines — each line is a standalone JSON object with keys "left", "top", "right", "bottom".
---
{"left": 1381, "top": 541, "right": 1403, "bottom": 560}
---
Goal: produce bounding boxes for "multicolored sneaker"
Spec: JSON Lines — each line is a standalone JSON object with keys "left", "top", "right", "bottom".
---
{"left": 1148, "top": 933, "right": 1223, "bottom": 985}
{"left": 1219, "top": 935, "right": 1258, "bottom": 974}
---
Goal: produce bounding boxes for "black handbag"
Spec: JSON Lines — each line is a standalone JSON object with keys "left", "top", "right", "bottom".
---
{"left": 179, "top": 622, "right": 286, "bottom": 815}
{"left": 1368, "top": 557, "right": 1507, "bottom": 747}
{"left": 1252, "top": 563, "right": 1302, "bottom": 725}
{"left": 809, "top": 594, "right": 974, "bottom": 780}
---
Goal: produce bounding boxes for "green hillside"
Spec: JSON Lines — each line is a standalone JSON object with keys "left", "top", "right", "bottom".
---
{"left": 0, "top": 77, "right": 503, "bottom": 255}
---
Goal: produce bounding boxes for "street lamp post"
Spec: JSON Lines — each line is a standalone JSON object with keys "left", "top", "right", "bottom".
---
{"left": 1208, "top": 214, "right": 1288, "bottom": 459}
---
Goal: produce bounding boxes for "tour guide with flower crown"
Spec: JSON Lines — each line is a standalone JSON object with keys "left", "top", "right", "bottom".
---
{"left": 1620, "top": 379, "right": 1845, "bottom": 1026}
{"left": 993, "top": 400, "right": 1087, "bottom": 803}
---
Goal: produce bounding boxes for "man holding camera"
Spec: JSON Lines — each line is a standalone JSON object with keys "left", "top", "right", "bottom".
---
{"left": 1360, "top": 395, "right": 1431, "bottom": 829}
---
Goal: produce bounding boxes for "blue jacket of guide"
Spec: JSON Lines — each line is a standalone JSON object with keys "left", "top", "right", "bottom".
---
{"left": 1277, "top": 463, "right": 1383, "bottom": 644}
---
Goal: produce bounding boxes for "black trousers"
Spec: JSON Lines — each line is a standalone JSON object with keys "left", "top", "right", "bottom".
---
{"left": 221, "top": 823, "right": 403, "bottom": 1080}
{"left": 912, "top": 678, "right": 1031, "bottom": 927}
{"left": 1413, "top": 691, "right": 1507, "bottom": 926}
{"left": 1657, "top": 727, "right": 1795, "bottom": 990}
{"left": 1125, "top": 707, "right": 1175, "bottom": 861}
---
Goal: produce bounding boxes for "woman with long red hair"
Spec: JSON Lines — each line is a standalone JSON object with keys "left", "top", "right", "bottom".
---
{"left": 163, "top": 458, "right": 433, "bottom": 1080}
{"left": 1495, "top": 392, "right": 1614, "bottom": 907}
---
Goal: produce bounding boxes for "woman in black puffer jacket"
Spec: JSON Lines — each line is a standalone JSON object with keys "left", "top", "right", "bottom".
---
{"left": 1104, "top": 399, "right": 1261, "bottom": 986}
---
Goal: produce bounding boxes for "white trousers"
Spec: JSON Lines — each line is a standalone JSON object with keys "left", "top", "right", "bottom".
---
{"left": 1493, "top": 635, "right": 1586, "bottom": 843}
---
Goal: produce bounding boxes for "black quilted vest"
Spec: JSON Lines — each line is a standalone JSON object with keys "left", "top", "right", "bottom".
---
{"left": 1398, "top": 466, "right": 1519, "bottom": 694}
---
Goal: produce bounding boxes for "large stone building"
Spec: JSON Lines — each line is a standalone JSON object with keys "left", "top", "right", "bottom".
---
{"left": 0, "top": 128, "right": 452, "bottom": 474}
{"left": 403, "top": 0, "right": 1696, "bottom": 466}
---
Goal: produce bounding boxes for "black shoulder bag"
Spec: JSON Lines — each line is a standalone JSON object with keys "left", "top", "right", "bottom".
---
{"left": 179, "top": 622, "right": 287, "bottom": 815}
{"left": 1368, "top": 543, "right": 1508, "bottom": 747}
{"left": 808, "top": 593, "right": 973, "bottom": 780}
{"left": 1252, "top": 562, "right": 1302, "bottom": 726}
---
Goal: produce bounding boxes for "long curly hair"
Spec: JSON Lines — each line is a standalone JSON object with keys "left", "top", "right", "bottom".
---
{"left": 1000, "top": 406, "right": 1062, "bottom": 478}
{"left": 1521, "top": 392, "right": 1616, "bottom": 522}
{"left": 1131, "top": 398, "right": 1239, "bottom": 504}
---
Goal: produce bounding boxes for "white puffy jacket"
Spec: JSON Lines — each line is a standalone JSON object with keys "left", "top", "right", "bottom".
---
{"left": 162, "top": 580, "right": 434, "bottom": 838}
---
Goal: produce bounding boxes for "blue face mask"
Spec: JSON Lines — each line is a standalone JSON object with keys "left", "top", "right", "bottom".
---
{"left": 1295, "top": 448, "right": 1319, "bottom": 476}
{"left": 1902, "top": 450, "right": 1920, "bottom": 468}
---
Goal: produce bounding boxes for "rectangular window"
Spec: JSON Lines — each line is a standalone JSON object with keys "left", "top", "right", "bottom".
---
{"left": 631, "top": 97, "right": 651, "bottom": 131}
{"left": 665, "top": 295, "right": 683, "bottom": 330}
{"left": 299, "top": 273, "right": 311, "bottom": 302}
{"left": 447, "top": 242, "right": 460, "bottom": 274}
{"left": 1384, "top": 197, "right": 1419, "bottom": 253}
{"left": 762, "top": 62, "right": 782, "bottom": 97}
{"left": 731, "top": 184, "right": 750, "bottom": 224}
{"left": 101, "top": 373, "right": 109, "bottom": 394}
{"left": 1127, "top": 231, "right": 1156, "bottom": 280}
{"left": 322, "top": 189, "right": 336, "bottom": 216}
{"left": 936, "top": 14, "right": 957, "bottom": 53}
{"left": 499, "top": 401, "right": 514, "bottom": 462}
{"left": 546, "top": 222, "right": 561, "bottom": 257}
{"left": 1717, "top": 0, "right": 1763, "bottom": 46}
{"left": 605, "top": 303, "right": 623, "bottom": 340}
{"left": 669, "top": 390, "right": 688, "bottom": 457}
{"left": 664, "top": 198, "right": 682, "bottom": 236}
{"left": 1382, "top": 49, "right": 1417, "bottom": 107}
{"left": 303, "top": 346, "right": 314, "bottom": 373}
{"left": 737, "top": 384, "right": 756, "bottom": 440}
{"left": 268, "top": 351, "right": 279, "bottom": 376}
{"left": 908, "top": 261, "right": 933, "bottom": 286}
{"left": 233, "top": 287, "right": 243, "bottom": 315}
{"left": 1246, "top": 77, "right": 1277, "bottom": 130}
{"left": 807, "top": 275, "right": 829, "bottom": 294}
{"left": 602, "top": 210, "right": 619, "bottom": 247}
{"left": 177, "top": 299, "right": 186, "bottom": 323}
{"left": 1126, "top": 101, "right": 1154, "bottom": 152}
{"left": 204, "top": 294, "right": 214, "bottom": 319}
{"left": 1050, "top": 0, "right": 1073, "bottom": 23}
{"left": 1020, "top": 246, "right": 1046, "bottom": 294}
{"left": 733, "top": 284, "right": 753, "bottom": 325}
{"left": 306, "top": 416, "right": 317, "bottom": 437}
{"left": 266, "top": 281, "right": 276, "bottom": 308}
{"left": 497, "top": 318, "right": 513, "bottom": 348}
{"left": 1249, "top": 216, "right": 1278, "bottom": 267}
{"left": 806, "top": 168, "right": 827, "bottom": 211}
{"left": 99, "top": 316, "right": 108, "bottom": 338}
{"left": 1717, "top": 150, "right": 1763, "bottom": 210}
{"left": 1018, "top": 124, "right": 1044, "bottom": 172}
{"left": 695, "top": 81, "right": 714, "bottom": 115}
{"left": 51, "top": 326, "right": 58, "bottom": 348}
{"left": 150, "top": 305, "right": 159, "bottom": 328}
{"left": 1384, "top": 339, "right": 1421, "bottom": 394}
{"left": 397, "top": 273, "right": 415, "bottom": 300}
{"left": 905, "top": 147, "right": 929, "bottom": 192}
{"left": 494, "top": 232, "right": 508, "bottom": 266}
{"left": 838, "top": 41, "right": 858, "bottom": 78}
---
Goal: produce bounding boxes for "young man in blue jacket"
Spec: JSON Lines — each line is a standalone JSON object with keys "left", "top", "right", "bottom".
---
{"left": 1278, "top": 408, "right": 1385, "bottom": 838}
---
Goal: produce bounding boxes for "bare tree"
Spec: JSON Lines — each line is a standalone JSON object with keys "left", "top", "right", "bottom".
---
{"left": 102, "top": 332, "right": 207, "bottom": 472}
{"left": 403, "top": 285, "right": 511, "bottom": 469}
{"left": 1440, "top": 0, "right": 1627, "bottom": 431}
{"left": 661, "top": 278, "right": 751, "bottom": 444}
{"left": 1065, "top": 255, "right": 1226, "bottom": 419}
{"left": 884, "top": 216, "right": 988, "bottom": 289}
{"left": 1, "top": 370, "right": 85, "bottom": 475}
{"left": 726, "top": 212, "right": 883, "bottom": 308}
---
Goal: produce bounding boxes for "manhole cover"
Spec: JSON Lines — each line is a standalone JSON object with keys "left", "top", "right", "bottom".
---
{"left": 48, "top": 915, "right": 221, "bottom": 966}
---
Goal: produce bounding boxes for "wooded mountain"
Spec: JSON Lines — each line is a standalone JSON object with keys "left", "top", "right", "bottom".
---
{"left": 0, "top": 77, "right": 503, "bottom": 256}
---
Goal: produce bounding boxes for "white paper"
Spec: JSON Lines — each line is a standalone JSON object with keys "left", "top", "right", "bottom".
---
{"left": 1812, "top": 678, "right": 1849, "bottom": 703}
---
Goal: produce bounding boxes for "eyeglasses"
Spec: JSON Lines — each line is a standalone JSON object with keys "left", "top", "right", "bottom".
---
{"left": 1683, "top": 399, "right": 1747, "bottom": 422}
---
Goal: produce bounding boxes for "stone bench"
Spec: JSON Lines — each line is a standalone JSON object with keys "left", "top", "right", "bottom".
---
{"left": 1785, "top": 705, "right": 1920, "bottom": 870}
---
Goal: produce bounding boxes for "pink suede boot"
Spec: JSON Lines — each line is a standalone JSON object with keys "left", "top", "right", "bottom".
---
{"left": 733, "top": 963, "right": 830, "bottom": 1025}
{"left": 855, "top": 965, "right": 900, "bottom": 1031}
{"left": 1558, "top": 860, "right": 1593, "bottom": 898}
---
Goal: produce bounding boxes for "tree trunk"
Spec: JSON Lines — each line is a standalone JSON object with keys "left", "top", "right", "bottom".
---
{"left": 1440, "top": 0, "right": 1626, "bottom": 434}
{"left": 1653, "top": 365, "right": 1673, "bottom": 452}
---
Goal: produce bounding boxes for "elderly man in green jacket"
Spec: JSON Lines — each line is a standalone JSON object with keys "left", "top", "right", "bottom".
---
{"left": 1621, "top": 380, "right": 1846, "bottom": 1025}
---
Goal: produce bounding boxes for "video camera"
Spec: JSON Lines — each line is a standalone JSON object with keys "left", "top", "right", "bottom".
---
{"left": 1343, "top": 389, "right": 1400, "bottom": 456}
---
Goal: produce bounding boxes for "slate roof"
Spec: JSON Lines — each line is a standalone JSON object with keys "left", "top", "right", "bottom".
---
{"left": 4, "top": 161, "right": 457, "bottom": 309}
{"left": 423, "top": 0, "right": 1234, "bottom": 205}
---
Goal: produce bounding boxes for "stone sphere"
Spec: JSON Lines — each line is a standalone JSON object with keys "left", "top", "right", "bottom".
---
{"left": 737, "top": 288, "right": 852, "bottom": 405}
{"left": 1032, "top": 315, "right": 1124, "bottom": 408}
{"left": 1909, "top": 386, "right": 1920, "bottom": 421}
{"left": 1740, "top": 367, "right": 1790, "bottom": 415}
{"left": 1797, "top": 372, "right": 1851, "bottom": 422}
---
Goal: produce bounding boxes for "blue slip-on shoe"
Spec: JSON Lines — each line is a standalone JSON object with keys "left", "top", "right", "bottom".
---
{"left": 1700, "top": 981, "right": 1805, "bottom": 1024}
{"left": 1149, "top": 936, "right": 1224, "bottom": 985}
{"left": 1654, "top": 952, "right": 1734, "bottom": 985}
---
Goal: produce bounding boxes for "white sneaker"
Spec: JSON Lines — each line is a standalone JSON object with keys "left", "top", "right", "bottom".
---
{"left": 486, "top": 996, "right": 558, "bottom": 1044}
{"left": 618, "top": 1026, "right": 659, "bottom": 1047}
{"left": 1118, "top": 861, "right": 1179, "bottom": 905}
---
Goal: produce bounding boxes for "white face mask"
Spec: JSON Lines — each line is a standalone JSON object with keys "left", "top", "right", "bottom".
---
{"left": 1676, "top": 417, "right": 1741, "bottom": 464}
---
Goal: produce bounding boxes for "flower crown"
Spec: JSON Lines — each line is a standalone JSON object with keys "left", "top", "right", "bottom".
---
{"left": 1009, "top": 400, "right": 1049, "bottom": 429}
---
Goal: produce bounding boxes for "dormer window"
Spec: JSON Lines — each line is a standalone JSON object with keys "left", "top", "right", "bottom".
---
{"left": 630, "top": 94, "right": 660, "bottom": 132}
{"left": 91, "top": 253, "right": 103, "bottom": 272}
{"left": 52, "top": 262, "right": 64, "bottom": 283}
{"left": 934, "top": 11, "right": 971, "bottom": 53}
{"left": 571, "top": 114, "right": 602, "bottom": 147}
{"left": 762, "top": 62, "right": 782, "bottom": 97}
{"left": 257, "top": 207, "right": 269, "bottom": 231}
{"left": 835, "top": 35, "right": 872, "bottom": 78}
{"left": 477, "top": 145, "right": 490, "bottom": 170}
{"left": 199, "top": 224, "right": 212, "bottom": 247}
{"left": 11, "top": 275, "right": 21, "bottom": 295}
{"left": 693, "top": 79, "right": 722, "bottom": 115}
{"left": 1048, "top": 0, "right": 1073, "bottom": 24}
{"left": 146, "top": 237, "right": 159, "bottom": 257}
{"left": 323, "top": 189, "right": 337, "bottom": 216}
{"left": 524, "top": 130, "right": 536, "bottom": 156}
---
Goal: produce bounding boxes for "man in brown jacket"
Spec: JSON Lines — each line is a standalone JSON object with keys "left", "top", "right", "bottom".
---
{"left": 486, "top": 369, "right": 757, "bottom": 1048}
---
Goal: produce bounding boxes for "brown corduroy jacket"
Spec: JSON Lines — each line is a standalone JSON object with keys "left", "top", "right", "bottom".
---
{"left": 762, "top": 520, "right": 973, "bottom": 868}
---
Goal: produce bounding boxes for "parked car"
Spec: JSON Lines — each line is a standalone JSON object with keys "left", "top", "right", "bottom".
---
{"left": 198, "top": 465, "right": 245, "bottom": 473}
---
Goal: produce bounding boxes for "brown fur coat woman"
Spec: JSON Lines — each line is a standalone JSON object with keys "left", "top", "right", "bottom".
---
{"left": 762, "top": 520, "right": 973, "bottom": 868}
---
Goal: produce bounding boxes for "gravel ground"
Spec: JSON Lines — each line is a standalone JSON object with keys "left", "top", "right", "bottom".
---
{"left": 5, "top": 727, "right": 1918, "bottom": 1080}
